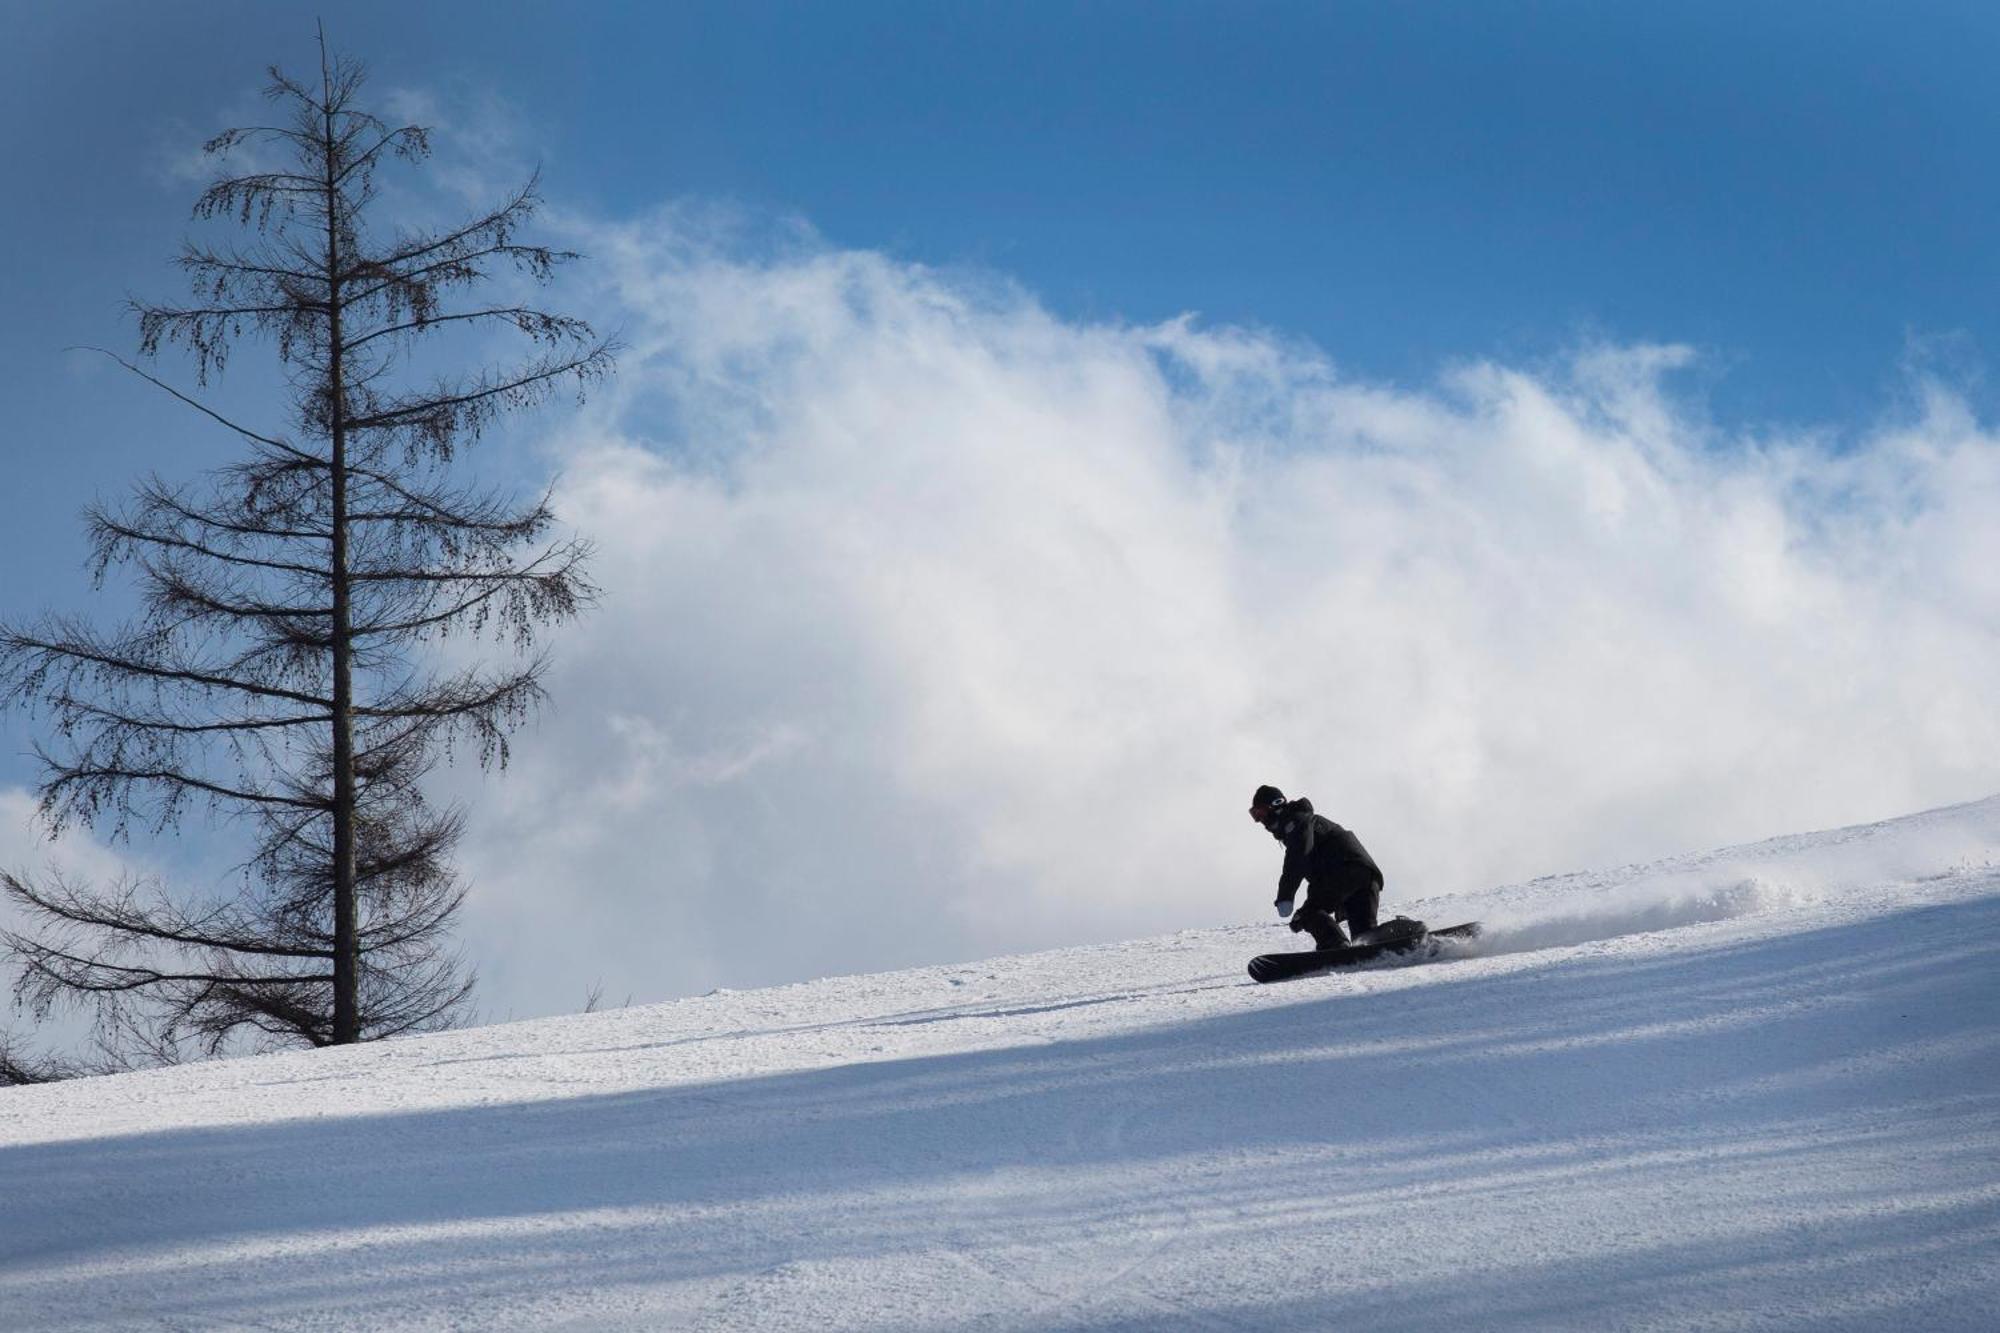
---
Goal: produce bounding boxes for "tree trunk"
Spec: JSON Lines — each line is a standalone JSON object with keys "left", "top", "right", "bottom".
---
{"left": 322, "top": 62, "right": 359, "bottom": 1046}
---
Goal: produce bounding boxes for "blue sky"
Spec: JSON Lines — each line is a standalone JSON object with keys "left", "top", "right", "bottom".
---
{"left": 10, "top": 3, "right": 2000, "bottom": 434}
{"left": 5, "top": 3, "right": 2000, "bottom": 1013}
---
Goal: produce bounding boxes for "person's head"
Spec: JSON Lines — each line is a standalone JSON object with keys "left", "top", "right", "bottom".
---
{"left": 1249, "top": 784, "right": 1286, "bottom": 826}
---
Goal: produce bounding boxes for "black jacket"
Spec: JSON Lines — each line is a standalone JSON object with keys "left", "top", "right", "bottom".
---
{"left": 1265, "top": 797, "right": 1381, "bottom": 906}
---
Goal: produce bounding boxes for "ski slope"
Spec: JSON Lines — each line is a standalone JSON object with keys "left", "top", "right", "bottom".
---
{"left": 4, "top": 797, "right": 1999, "bottom": 1331}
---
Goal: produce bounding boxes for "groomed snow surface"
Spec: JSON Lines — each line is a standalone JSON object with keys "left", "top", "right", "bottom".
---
{"left": 5, "top": 798, "right": 2000, "bottom": 1331}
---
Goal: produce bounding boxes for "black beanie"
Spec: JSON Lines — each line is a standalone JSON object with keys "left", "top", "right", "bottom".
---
{"left": 1252, "top": 785, "right": 1285, "bottom": 809}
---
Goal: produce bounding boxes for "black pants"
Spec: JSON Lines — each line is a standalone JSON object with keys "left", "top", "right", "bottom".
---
{"left": 1296, "top": 871, "right": 1382, "bottom": 949}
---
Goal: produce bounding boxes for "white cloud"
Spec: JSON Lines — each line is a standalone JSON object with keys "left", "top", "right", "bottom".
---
{"left": 433, "top": 214, "right": 2000, "bottom": 1017}
{"left": 377, "top": 80, "right": 538, "bottom": 211}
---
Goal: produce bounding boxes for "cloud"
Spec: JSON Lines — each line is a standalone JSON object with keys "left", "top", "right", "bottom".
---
{"left": 376, "top": 79, "right": 538, "bottom": 211}
{"left": 432, "top": 213, "right": 2000, "bottom": 1016}
{"left": 0, "top": 789, "right": 144, "bottom": 906}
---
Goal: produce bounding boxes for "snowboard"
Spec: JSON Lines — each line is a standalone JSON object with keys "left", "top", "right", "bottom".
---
{"left": 1247, "top": 919, "right": 1481, "bottom": 984}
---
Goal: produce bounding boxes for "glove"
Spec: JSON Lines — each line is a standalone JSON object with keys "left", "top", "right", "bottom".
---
{"left": 1275, "top": 898, "right": 1294, "bottom": 919}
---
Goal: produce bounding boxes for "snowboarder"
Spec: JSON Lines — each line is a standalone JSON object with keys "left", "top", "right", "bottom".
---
{"left": 1250, "top": 784, "right": 1383, "bottom": 950}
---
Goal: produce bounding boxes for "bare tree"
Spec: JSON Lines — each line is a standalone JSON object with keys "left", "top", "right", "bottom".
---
{"left": 0, "top": 35, "right": 610, "bottom": 1057}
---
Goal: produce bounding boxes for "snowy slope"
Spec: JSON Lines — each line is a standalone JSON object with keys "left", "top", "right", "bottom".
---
{"left": 3, "top": 797, "right": 1999, "bottom": 1331}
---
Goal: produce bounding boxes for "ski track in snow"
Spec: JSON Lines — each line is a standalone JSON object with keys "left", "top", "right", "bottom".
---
{"left": 3, "top": 796, "right": 2000, "bottom": 1330}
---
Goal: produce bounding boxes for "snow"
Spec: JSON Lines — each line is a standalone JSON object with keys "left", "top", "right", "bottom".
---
{"left": 3, "top": 797, "right": 1999, "bottom": 1330}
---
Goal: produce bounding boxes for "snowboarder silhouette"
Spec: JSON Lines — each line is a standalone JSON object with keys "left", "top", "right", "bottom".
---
{"left": 1249, "top": 784, "right": 1383, "bottom": 950}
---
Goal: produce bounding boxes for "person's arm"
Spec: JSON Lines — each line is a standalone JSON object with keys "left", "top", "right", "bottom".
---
{"left": 1276, "top": 816, "right": 1314, "bottom": 910}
